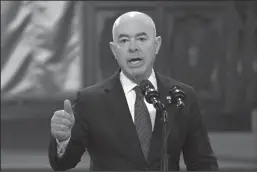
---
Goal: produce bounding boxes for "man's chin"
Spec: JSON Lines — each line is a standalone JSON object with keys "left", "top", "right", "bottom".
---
{"left": 128, "top": 69, "right": 150, "bottom": 81}
{"left": 129, "top": 68, "right": 145, "bottom": 77}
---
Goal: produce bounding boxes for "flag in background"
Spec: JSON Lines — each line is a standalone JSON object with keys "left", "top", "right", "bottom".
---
{"left": 1, "top": 1, "right": 83, "bottom": 99}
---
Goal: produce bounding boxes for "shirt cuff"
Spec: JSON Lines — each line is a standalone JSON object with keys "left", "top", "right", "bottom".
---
{"left": 56, "top": 136, "right": 71, "bottom": 158}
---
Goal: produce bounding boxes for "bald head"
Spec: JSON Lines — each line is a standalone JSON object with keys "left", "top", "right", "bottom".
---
{"left": 112, "top": 11, "right": 156, "bottom": 41}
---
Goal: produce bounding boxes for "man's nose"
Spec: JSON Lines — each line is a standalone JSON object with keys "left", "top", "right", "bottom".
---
{"left": 128, "top": 41, "right": 139, "bottom": 53}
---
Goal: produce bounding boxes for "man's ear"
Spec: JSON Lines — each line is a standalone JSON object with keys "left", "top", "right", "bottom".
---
{"left": 109, "top": 42, "right": 117, "bottom": 59}
{"left": 155, "top": 36, "right": 162, "bottom": 55}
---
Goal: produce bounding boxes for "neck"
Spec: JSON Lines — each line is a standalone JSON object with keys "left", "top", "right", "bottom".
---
{"left": 123, "top": 69, "right": 153, "bottom": 85}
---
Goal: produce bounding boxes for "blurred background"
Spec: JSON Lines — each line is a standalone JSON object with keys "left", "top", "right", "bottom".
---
{"left": 1, "top": 1, "right": 257, "bottom": 171}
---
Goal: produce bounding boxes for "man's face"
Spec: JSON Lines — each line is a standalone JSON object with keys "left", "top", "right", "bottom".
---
{"left": 110, "top": 17, "right": 161, "bottom": 81}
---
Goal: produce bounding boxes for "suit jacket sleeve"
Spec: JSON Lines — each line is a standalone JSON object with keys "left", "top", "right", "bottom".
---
{"left": 48, "top": 91, "right": 89, "bottom": 171}
{"left": 182, "top": 87, "right": 219, "bottom": 171}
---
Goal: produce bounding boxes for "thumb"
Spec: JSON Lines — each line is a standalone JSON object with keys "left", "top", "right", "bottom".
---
{"left": 64, "top": 99, "right": 73, "bottom": 115}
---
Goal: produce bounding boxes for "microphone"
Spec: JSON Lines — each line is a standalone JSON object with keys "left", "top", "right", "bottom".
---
{"left": 169, "top": 85, "right": 186, "bottom": 109}
{"left": 139, "top": 80, "right": 162, "bottom": 109}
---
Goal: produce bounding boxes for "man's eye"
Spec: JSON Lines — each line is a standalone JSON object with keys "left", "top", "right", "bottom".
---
{"left": 138, "top": 37, "right": 146, "bottom": 42}
{"left": 120, "top": 39, "right": 128, "bottom": 43}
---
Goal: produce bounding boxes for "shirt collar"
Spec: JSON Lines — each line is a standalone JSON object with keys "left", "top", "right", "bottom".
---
{"left": 120, "top": 69, "right": 158, "bottom": 94}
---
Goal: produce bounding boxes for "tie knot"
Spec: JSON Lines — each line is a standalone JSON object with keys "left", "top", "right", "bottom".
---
{"left": 134, "top": 86, "right": 144, "bottom": 99}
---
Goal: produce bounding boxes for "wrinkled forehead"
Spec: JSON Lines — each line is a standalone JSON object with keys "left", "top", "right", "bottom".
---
{"left": 112, "top": 12, "right": 156, "bottom": 41}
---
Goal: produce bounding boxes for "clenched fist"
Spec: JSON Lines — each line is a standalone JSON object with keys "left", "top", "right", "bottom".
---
{"left": 51, "top": 99, "right": 75, "bottom": 142}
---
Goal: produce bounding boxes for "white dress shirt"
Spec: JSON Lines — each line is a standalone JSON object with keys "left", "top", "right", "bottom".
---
{"left": 56, "top": 69, "right": 158, "bottom": 157}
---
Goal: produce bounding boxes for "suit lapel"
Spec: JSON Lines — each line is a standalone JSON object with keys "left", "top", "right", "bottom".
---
{"left": 103, "top": 69, "right": 146, "bottom": 167}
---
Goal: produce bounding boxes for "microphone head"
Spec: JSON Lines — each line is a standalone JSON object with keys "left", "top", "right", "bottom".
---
{"left": 169, "top": 85, "right": 186, "bottom": 108}
{"left": 139, "top": 80, "right": 159, "bottom": 104}
{"left": 170, "top": 85, "right": 185, "bottom": 100}
{"left": 139, "top": 80, "right": 154, "bottom": 95}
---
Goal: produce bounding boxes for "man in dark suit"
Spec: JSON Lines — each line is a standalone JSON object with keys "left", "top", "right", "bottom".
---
{"left": 48, "top": 11, "right": 218, "bottom": 171}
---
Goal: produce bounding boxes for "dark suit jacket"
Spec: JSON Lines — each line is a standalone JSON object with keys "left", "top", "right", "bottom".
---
{"left": 48, "top": 69, "right": 218, "bottom": 171}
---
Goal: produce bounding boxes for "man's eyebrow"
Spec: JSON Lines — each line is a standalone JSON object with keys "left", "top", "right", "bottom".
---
{"left": 135, "top": 32, "right": 147, "bottom": 37}
{"left": 118, "top": 32, "right": 148, "bottom": 39}
{"left": 118, "top": 34, "right": 129, "bottom": 39}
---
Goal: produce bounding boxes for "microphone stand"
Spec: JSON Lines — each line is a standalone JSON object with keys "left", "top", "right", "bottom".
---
{"left": 154, "top": 102, "right": 169, "bottom": 171}
{"left": 142, "top": 83, "right": 185, "bottom": 171}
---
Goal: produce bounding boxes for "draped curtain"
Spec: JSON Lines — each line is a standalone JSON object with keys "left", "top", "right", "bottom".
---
{"left": 1, "top": 1, "right": 83, "bottom": 99}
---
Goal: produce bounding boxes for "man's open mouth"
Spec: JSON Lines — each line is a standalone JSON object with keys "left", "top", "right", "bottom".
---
{"left": 128, "top": 57, "right": 142, "bottom": 65}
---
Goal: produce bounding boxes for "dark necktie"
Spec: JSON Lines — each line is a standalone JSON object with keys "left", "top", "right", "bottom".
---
{"left": 134, "top": 86, "right": 152, "bottom": 160}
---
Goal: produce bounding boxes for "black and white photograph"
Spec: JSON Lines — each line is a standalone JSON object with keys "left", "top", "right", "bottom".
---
{"left": 1, "top": 1, "right": 257, "bottom": 171}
